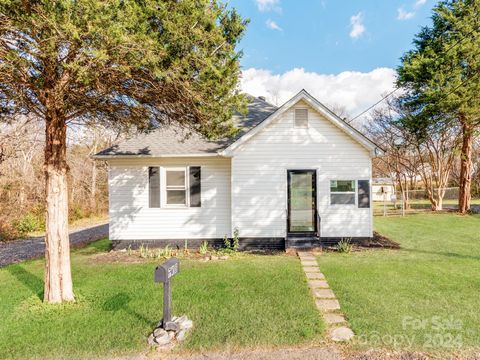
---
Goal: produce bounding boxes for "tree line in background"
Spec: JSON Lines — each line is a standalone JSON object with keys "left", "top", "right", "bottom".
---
{"left": 0, "top": 121, "right": 116, "bottom": 240}
{"left": 367, "top": 0, "right": 479, "bottom": 213}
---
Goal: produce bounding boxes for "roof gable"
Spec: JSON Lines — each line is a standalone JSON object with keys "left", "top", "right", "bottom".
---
{"left": 221, "top": 89, "right": 383, "bottom": 157}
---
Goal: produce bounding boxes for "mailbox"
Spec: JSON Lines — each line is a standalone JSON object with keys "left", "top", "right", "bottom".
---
{"left": 155, "top": 258, "right": 180, "bottom": 283}
{"left": 154, "top": 257, "right": 180, "bottom": 331}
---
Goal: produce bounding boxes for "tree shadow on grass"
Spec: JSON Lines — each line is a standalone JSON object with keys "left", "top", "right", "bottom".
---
{"left": 402, "top": 248, "right": 480, "bottom": 261}
{"left": 6, "top": 264, "right": 44, "bottom": 300}
{"left": 102, "top": 292, "right": 155, "bottom": 329}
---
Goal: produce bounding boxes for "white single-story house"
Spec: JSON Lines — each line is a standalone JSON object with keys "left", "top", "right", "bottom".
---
{"left": 95, "top": 90, "right": 384, "bottom": 250}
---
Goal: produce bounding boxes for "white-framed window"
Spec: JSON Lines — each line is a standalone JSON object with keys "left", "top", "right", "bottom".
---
{"left": 154, "top": 166, "right": 201, "bottom": 208}
{"left": 164, "top": 167, "right": 188, "bottom": 207}
{"left": 294, "top": 108, "right": 308, "bottom": 128}
{"left": 330, "top": 180, "right": 356, "bottom": 205}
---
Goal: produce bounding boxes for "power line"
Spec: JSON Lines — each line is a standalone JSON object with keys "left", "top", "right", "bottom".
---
{"left": 347, "top": 25, "right": 480, "bottom": 124}
{"left": 347, "top": 88, "right": 400, "bottom": 124}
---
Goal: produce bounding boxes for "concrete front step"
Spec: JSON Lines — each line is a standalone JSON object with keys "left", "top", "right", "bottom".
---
{"left": 288, "top": 239, "right": 322, "bottom": 250}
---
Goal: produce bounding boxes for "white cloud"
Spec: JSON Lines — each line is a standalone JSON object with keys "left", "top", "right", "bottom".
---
{"left": 240, "top": 67, "right": 397, "bottom": 122}
{"left": 265, "top": 19, "right": 282, "bottom": 31}
{"left": 397, "top": 7, "right": 415, "bottom": 20}
{"left": 397, "top": 0, "right": 426, "bottom": 20}
{"left": 349, "top": 12, "right": 365, "bottom": 39}
{"left": 256, "top": 0, "right": 281, "bottom": 12}
{"left": 414, "top": 0, "right": 427, "bottom": 7}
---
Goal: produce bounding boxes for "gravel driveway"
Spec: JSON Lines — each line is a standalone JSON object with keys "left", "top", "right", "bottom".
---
{"left": 0, "top": 223, "right": 109, "bottom": 267}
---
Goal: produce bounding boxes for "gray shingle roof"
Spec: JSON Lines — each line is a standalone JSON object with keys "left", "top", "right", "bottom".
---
{"left": 95, "top": 95, "right": 278, "bottom": 157}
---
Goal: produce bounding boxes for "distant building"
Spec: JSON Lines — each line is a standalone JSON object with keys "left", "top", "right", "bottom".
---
{"left": 372, "top": 178, "right": 395, "bottom": 201}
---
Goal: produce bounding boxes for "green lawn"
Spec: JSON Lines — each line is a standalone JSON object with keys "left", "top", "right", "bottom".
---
{"left": 319, "top": 213, "right": 480, "bottom": 352}
{"left": 0, "top": 243, "right": 324, "bottom": 359}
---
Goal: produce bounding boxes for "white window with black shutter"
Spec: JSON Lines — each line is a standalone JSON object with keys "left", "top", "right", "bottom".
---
{"left": 148, "top": 165, "right": 201, "bottom": 208}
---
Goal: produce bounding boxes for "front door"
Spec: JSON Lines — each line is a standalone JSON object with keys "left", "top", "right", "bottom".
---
{"left": 287, "top": 170, "right": 317, "bottom": 236}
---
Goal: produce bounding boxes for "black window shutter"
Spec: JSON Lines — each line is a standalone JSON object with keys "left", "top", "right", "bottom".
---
{"left": 149, "top": 167, "right": 160, "bottom": 208}
{"left": 189, "top": 166, "right": 201, "bottom": 207}
{"left": 358, "top": 180, "right": 370, "bottom": 208}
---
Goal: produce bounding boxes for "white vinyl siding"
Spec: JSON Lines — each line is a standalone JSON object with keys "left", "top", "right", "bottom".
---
{"left": 231, "top": 100, "right": 372, "bottom": 238}
{"left": 108, "top": 157, "right": 231, "bottom": 240}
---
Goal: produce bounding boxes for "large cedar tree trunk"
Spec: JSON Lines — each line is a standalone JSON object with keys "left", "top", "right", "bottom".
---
{"left": 458, "top": 118, "right": 473, "bottom": 214}
{"left": 43, "top": 108, "right": 75, "bottom": 303}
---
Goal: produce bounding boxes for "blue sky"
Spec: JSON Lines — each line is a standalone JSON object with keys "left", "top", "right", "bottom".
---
{"left": 229, "top": 0, "right": 436, "bottom": 122}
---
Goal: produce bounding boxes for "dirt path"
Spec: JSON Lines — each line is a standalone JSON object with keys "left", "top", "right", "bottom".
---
{"left": 0, "top": 222, "right": 109, "bottom": 267}
{"left": 165, "top": 347, "right": 343, "bottom": 360}
{"left": 115, "top": 347, "right": 460, "bottom": 360}
{"left": 114, "top": 346, "right": 343, "bottom": 360}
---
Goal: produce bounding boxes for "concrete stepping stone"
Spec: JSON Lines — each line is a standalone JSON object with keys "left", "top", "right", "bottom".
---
{"left": 300, "top": 260, "right": 318, "bottom": 267}
{"left": 329, "top": 326, "right": 354, "bottom": 342}
{"left": 308, "top": 280, "right": 329, "bottom": 288}
{"left": 303, "top": 266, "right": 320, "bottom": 272}
{"left": 313, "top": 288, "right": 335, "bottom": 299}
{"left": 323, "top": 313, "right": 346, "bottom": 325}
{"left": 305, "top": 272, "right": 325, "bottom": 280}
{"left": 316, "top": 299, "right": 340, "bottom": 312}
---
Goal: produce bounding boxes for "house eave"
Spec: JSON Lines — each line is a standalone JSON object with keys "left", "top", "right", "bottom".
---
{"left": 92, "top": 153, "right": 225, "bottom": 160}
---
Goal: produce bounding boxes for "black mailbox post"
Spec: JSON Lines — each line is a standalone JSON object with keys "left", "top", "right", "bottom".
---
{"left": 154, "top": 258, "right": 180, "bottom": 330}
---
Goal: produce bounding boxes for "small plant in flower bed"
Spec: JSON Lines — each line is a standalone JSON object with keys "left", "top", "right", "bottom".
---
{"left": 336, "top": 238, "right": 353, "bottom": 253}
{"left": 135, "top": 244, "right": 176, "bottom": 259}
{"left": 219, "top": 228, "right": 240, "bottom": 255}
{"left": 199, "top": 240, "right": 209, "bottom": 255}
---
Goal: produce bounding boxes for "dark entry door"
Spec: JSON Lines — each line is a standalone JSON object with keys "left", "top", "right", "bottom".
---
{"left": 287, "top": 170, "right": 317, "bottom": 235}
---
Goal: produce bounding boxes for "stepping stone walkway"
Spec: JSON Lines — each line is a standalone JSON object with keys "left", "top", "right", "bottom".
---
{"left": 297, "top": 251, "right": 354, "bottom": 343}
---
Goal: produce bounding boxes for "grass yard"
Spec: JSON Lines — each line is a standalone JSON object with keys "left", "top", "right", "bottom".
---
{"left": 0, "top": 243, "right": 324, "bottom": 360}
{"left": 319, "top": 213, "right": 480, "bottom": 352}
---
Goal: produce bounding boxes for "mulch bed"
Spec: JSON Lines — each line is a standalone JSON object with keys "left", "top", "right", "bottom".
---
{"left": 355, "top": 231, "right": 401, "bottom": 249}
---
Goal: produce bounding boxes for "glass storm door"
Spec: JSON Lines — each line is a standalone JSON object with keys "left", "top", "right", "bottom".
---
{"left": 287, "top": 170, "right": 317, "bottom": 234}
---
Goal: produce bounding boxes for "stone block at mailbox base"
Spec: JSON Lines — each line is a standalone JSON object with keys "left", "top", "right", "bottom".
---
{"left": 149, "top": 314, "right": 193, "bottom": 350}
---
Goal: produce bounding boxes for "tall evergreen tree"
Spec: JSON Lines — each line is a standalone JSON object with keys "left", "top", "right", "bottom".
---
{"left": 397, "top": 0, "right": 480, "bottom": 213}
{"left": 0, "top": 0, "right": 247, "bottom": 303}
